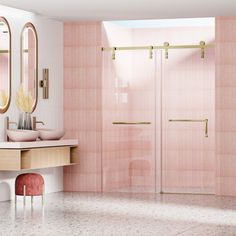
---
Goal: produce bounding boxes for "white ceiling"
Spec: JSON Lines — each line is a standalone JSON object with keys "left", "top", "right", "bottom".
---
{"left": 0, "top": 0, "right": 235, "bottom": 21}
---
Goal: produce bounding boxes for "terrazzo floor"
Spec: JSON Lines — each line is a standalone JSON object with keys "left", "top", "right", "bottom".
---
{"left": 1, "top": 192, "right": 236, "bottom": 236}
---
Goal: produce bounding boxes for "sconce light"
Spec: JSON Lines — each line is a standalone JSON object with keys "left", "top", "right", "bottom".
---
{"left": 39, "top": 68, "right": 49, "bottom": 99}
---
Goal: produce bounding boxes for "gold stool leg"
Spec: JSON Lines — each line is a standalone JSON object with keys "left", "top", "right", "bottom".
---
{"left": 23, "top": 185, "right": 26, "bottom": 206}
{"left": 42, "top": 184, "right": 45, "bottom": 205}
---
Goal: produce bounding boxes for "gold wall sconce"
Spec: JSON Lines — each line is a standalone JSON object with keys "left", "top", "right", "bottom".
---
{"left": 40, "top": 68, "right": 49, "bottom": 99}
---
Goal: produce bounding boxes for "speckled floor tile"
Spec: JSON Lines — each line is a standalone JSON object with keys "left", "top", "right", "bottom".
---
{"left": 0, "top": 192, "right": 236, "bottom": 236}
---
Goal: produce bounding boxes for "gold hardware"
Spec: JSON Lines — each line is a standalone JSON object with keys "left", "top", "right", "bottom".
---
{"left": 0, "top": 50, "right": 9, "bottom": 53}
{"left": 102, "top": 46, "right": 152, "bottom": 51}
{"left": 164, "top": 42, "right": 169, "bottom": 59}
{"left": 5, "top": 116, "right": 16, "bottom": 131}
{"left": 32, "top": 116, "right": 45, "bottom": 130}
{"left": 168, "top": 119, "right": 208, "bottom": 137}
{"left": 101, "top": 44, "right": 213, "bottom": 51}
{"left": 0, "top": 17, "right": 11, "bottom": 114}
{"left": 112, "top": 47, "right": 116, "bottom": 60}
{"left": 149, "top": 46, "right": 153, "bottom": 59}
{"left": 4, "top": 116, "right": 17, "bottom": 141}
{"left": 40, "top": 68, "right": 49, "bottom": 99}
{"left": 21, "top": 22, "right": 38, "bottom": 113}
{"left": 42, "top": 183, "right": 45, "bottom": 205}
{"left": 205, "top": 119, "right": 208, "bottom": 138}
{"left": 112, "top": 122, "right": 151, "bottom": 125}
{"left": 23, "top": 185, "right": 26, "bottom": 206}
{"left": 200, "top": 41, "right": 205, "bottom": 58}
{"left": 101, "top": 43, "right": 213, "bottom": 59}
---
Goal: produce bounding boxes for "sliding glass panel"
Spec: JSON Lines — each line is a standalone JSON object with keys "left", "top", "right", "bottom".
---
{"left": 162, "top": 46, "right": 215, "bottom": 194}
{"left": 102, "top": 50, "right": 157, "bottom": 193}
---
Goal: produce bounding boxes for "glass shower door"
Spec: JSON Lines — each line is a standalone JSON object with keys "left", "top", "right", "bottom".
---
{"left": 102, "top": 50, "right": 157, "bottom": 193}
{"left": 161, "top": 47, "right": 215, "bottom": 194}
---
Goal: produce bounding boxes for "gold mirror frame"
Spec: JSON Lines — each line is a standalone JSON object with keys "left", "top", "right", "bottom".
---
{"left": 20, "top": 22, "right": 38, "bottom": 113}
{"left": 0, "top": 17, "right": 11, "bottom": 113}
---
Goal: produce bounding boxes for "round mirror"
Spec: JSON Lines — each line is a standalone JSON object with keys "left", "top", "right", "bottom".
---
{"left": 21, "top": 22, "right": 38, "bottom": 113}
{"left": 0, "top": 17, "right": 11, "bottom": 113}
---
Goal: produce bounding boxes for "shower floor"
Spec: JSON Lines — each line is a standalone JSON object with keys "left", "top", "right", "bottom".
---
{"left": 1, "top": 192, "right": 236, "bottom": 235}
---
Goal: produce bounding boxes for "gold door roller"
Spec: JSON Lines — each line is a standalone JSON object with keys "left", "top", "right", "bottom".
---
{"left": 168, "top": 119, "right": 208, "bottom": 137}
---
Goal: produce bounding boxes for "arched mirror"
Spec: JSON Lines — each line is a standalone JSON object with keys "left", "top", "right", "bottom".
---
{"left": 21, "top": 22, "right": 38, "bottom": 113}
{"left": 0, "top": 17, "right": 11, "bottom": 113}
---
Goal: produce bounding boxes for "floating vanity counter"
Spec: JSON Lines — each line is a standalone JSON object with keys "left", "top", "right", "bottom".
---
{"left": 0, "top": 139, "right": 78, "bottom": 171}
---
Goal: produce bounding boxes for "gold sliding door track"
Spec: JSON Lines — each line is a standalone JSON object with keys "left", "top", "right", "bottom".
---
{"left": 101, "top": 41, "right": 214, "bottom": 59}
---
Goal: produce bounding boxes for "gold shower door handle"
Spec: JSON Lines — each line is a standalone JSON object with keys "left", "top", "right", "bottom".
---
{"left": 112, "top": 122, "right": 151, "bottom": 125}
{"left": 168, "top": 119, "right": 208, "bottom": 137}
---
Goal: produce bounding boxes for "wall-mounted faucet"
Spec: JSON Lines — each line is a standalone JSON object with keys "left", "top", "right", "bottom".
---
{"left": 32, "top": 117, "right": 45, "bottom": 130}
{"left": 5, "top": 116, "right": 17, "bottom": 141}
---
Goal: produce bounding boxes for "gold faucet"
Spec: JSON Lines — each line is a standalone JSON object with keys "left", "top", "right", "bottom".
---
{"left": 32, "top": 117, "right": 45, "bottom": 130}
{"left": 5, "top": 116, "right": 17, "bottom": 141}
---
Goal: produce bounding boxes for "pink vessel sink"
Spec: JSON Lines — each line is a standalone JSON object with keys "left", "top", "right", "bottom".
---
{"left": 37, "top": 129, "right": 65, "bottom": 140}
{"left": 7, "top": 129, "right": 39, "bottom": 142}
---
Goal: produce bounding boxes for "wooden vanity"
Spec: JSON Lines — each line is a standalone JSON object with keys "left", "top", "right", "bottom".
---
{"left": 0, "top": 139, "right": 78, "bottom": 171}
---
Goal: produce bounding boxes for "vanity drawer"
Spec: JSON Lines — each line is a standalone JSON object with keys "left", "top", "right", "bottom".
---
{"left": 21, "top": 146, "right": 71, "bottom": 169}
{"left": 0, "top": 150, "right": 21, "bottom": 170}
{"left": 0, "top": 145, "right": 78, "bottom": 170}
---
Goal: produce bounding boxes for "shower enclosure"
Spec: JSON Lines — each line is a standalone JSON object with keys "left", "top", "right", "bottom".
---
{"left": 101, "top": 21, "right": 215, "bottom": 194}
{"left": 102, "top": 49, "right": 157, "bottom": 193}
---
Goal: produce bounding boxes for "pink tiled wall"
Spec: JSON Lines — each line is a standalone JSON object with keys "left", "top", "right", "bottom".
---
{"left": 64, "top": 21, "right": 217, "bottom": 195}
{"left": 63, "top": 22, "right": 102, "bottom": 192}
{"left": 216, "top": 17, "right": 236, "bottom": 196}
{"left": 64, "top": 21, "right": 236, "bottom": 196}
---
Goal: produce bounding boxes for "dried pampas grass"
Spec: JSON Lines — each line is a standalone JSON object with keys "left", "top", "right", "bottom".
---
{"left": 16, "top": 84, "right": 33, "bottom": 113}
{"left": 0, "top": 90, "right": 8, "bottom": 107}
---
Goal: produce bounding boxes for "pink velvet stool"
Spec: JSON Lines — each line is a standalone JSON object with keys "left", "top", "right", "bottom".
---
{"left": 15, "top": 173, "right": 45, "bottom": 205}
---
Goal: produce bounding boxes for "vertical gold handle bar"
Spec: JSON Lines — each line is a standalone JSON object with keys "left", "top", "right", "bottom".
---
{"left": 205, "top": 119, "right": 208, "bottom": 138}
{"left": 168, "top": 119, "right": 208, "bottom": 138}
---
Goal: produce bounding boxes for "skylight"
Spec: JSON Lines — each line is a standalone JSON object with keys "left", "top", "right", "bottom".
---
{"left": 107, "top": 18, "right": 215, "bottom": 29}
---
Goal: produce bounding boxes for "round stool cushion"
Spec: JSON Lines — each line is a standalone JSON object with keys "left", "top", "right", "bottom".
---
{"left": 15, "top": 173, "right": 44, "bottom": 196}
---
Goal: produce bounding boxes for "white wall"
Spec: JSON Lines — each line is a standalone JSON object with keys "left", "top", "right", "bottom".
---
{"left": 0, "top": 5, "right": 63, "bottom": 201}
